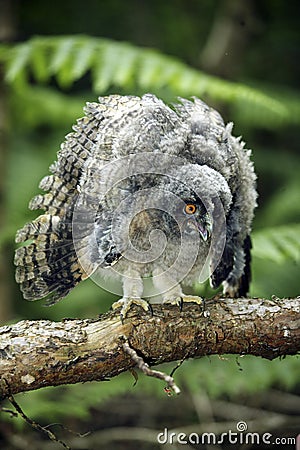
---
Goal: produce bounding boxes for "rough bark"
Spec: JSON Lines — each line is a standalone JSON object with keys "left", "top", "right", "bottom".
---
{"left": 0, "top": 297, "right": 299, "bottom": 400}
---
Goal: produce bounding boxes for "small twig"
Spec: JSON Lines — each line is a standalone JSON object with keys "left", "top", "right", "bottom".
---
{"left": 0, "top": 406, "right": 18, "bottom": 418}
{"left": 129, "top": 368, "right": 139, "bottom": 386}
{"left": 169, "top": 358, "right": 186, "bottom": 378}
{"left": 8, "top": 394, "right": 71, "bottom": 450}
{"left": 44, "top": 422, "right": 91, "bottom": 438}
{"left": 122, "top": 339, "right": 181, "bottom": 395}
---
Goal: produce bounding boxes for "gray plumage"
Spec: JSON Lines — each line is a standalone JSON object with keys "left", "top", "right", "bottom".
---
{"left": 15, "top": 94, "right": 257, "bottom": 316}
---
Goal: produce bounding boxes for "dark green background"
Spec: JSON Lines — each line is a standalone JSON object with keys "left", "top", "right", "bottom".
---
{"left": 0, "top": 1, "right": 299, "bottom": 448}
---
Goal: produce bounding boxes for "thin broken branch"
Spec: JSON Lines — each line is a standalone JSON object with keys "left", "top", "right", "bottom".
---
{"left": 122, "top": 338, "right": 181, "bottom": 394}
{"left": 7, "top": 392, "right": 71, "bottom": 450}
{"left": 0, "top": 297, "right": 299, "bottom": 400}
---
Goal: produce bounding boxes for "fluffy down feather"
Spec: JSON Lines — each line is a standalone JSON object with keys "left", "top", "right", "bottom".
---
{"left": 15, "top": 94, "right": 257, "bottom": 314}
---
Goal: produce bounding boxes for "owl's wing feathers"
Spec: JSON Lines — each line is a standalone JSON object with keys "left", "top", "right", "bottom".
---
{"left": 14, "top": 101, "right": 114, "bottom": 302}
{"left": 15, "top": 95, "right": 150, "bottom": 302}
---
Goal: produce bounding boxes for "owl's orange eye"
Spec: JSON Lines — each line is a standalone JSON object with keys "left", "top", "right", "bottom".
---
{"left": 184, "top": 203, "right": 196, "bottom": 215}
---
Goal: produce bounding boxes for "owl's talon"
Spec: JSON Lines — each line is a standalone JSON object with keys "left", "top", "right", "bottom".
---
{"left": 147, "top": 302, "right": 154, "bottom": 316}
{"left": 179, "top": 297, "right": 184, "bottom": 312}
{"left": 182, "top": 295, "right": 203, "bottom": 307}
{"left": 182, "top": 295, "right": 205, "bottom": 312}
{"left": 112, "top": 297, "right": 150, "bottom": 320}
{"left": 163, "top": 295, "right": 203, "bottom": 311}
{"left": 162, "top": 296, "right": 183, "bottom": 307}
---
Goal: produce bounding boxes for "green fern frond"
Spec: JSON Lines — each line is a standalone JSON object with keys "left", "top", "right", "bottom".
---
{"left": 1, "top": 35, "right": 298, "bottom": 128}
{"left": 256, "top": 179, "right": 300, "bottom": 227}
{"left": 252, "top": 224, "right": 300, "bottom": 264}
{"left": 4, "top": 41, "right": 32, "bottom": 86}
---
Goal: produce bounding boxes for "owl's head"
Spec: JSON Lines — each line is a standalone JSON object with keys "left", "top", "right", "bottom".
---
{"left": 159, "top": 163, "right": 232, "bottom": 242}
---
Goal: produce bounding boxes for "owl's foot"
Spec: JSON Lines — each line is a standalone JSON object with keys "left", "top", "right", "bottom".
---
{"left": 181, "top": 295, "right": 204, "bottom": 306}
{"left": 112, "top": 296, "right": 151, "bottom": 321}
{"left": 163, "top": 295, "right": 204, "bottom": 311}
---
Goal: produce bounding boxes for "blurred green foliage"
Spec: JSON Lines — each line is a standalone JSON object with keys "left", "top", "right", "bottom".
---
{"left": 3, "top": 355, "right": 299, "bottom": 428}
{"left": 0, "top": 0, "right": 299, "bottom": 429}
{"left": 2, "top": 35, "right": 295, "bottom": 128}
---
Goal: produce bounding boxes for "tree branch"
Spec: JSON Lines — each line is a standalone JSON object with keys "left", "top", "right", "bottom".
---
{"left": 0, "top": 297, "right": 299, "bottom": 400}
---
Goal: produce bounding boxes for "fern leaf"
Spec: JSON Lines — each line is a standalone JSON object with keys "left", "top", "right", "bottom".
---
{"left": 48, "top": 36, "right": 78, "bottom": 87}
{"left": 257, "top": 179, "right": 300, "bottom": 227}
{"left": 69, "top": 36, "right": 97, "bottom": 81}
{"left": 252, "top": 224, "right": 300, "bottom": 264}
{"left": 49, "top": 37, "right": 75, "bottom": 74}
{"left": 111, "top": 42, "right": 139, "bottom": 87}
{"left": 30, "top": 38, "right": 51, "bottom": 83}
{"left": 1, "top": 35, "right": 299, "bottom": 128}
{"left": 5, "top": 42, "right": 32, "bottom": 85}
{"left": 137, "top": 51, "right": 167, "bottom": 88}
{"left": 93, "top": 40, "right": 127, "bottom": 92}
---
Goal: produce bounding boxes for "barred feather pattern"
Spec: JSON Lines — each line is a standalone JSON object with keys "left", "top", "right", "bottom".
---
{"left": 14, "top": 103, "right": 111, "bottom": 303}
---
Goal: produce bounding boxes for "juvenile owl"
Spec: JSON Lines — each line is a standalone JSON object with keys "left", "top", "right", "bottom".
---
{"left": 15, "top": 94, "right": 257, "bottom": 318}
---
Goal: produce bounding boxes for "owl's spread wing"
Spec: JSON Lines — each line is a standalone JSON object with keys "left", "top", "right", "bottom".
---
{"left": 14, "top": 98, "right": 125, "bottom": 303}
{"left": 15, "top": 94, "right": 179, "bottom": 303}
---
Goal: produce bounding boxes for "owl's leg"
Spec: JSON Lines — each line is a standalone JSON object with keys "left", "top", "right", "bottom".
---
{"left": 152, "top": 269, "right": 203, "bottom": 307}
{"left": 112, "top": 268, "right": 150, "bottom": 319}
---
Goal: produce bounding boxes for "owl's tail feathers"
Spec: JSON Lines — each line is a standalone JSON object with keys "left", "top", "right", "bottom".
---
{"left": 235, "top": 235, "right": 252, "bottom": 297}
{"left": 14, "top": 214, "right": 86, "bottom": 304}
{"left": 210, "top": 235, "right": 252, "bottom": 298}
{"left": 221, "top": 235, "right": 252, "bottom": 298}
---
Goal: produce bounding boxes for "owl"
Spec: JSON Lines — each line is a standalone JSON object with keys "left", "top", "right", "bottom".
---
{"left": 15, "top": 94, "right": 257, "bottom": 318}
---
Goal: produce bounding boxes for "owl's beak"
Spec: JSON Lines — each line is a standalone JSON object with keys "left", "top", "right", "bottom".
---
{"left": 198, "top": 214, "right": 212, "bottom": 242}
{"left": 185, "top": 216, "right": 211, "bottom": 241}
{"left": 197, "top": 223, "right": 209, "bottom": 242}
